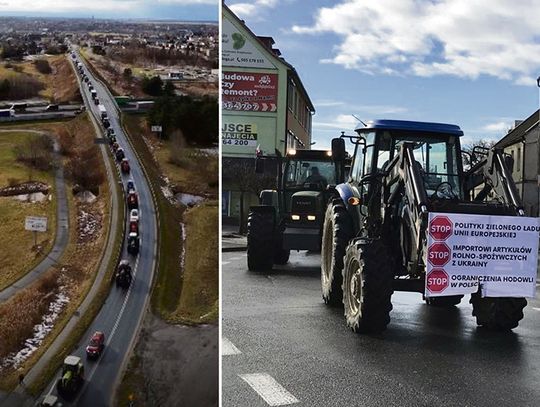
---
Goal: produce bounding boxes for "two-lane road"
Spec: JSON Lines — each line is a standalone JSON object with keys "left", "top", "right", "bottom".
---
{"left": 41, "top": 51, "right": 158, "bottom": 406}
{"left": 223, "top": 250, "right": 540, "bottom": 407}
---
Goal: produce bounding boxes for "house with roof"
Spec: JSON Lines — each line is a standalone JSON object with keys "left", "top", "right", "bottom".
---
{"left": 494, "top": 109, "right": 540, "bottom": 216}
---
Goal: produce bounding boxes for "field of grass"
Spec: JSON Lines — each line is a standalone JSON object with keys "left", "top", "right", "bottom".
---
{"left": 0, "top": 132, "right": 56, "bottom": 291}
{"left": 124, "top": 114, "right": 218, "bottom": 197}
{"left": 0, "top": 114, "right": 115, "bottom": 392}
{"left": 171, "top": 201, "right": 218, "bottom": 323}
{"left": 122, "top": 113, "right": 218, "bottom": 322}
{"left": 1, "top": 56, "right": 79, "bottom": 103}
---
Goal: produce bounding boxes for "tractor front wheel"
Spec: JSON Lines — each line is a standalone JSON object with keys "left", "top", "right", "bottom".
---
{"left": 470, "top": 293, "right": 526, "bottom": 330}
{"left": 321, "top": 201, "right": 352, "bottom": 306}
{"left": 342, "top": 238, "right": 394, "bottom": 333}
{"left": 247, "top": 209, "right": 275, "bottom": 271}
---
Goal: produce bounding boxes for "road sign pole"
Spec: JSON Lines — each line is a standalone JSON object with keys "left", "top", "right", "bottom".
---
{"left": 33, "top": 230, "right": 37, "bottom": 247}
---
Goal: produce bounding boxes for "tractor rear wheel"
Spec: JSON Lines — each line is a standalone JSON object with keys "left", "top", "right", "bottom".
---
{"left": 342, "top": 238, "right": 394, "bottom": 333}
{"left": 470, "top": 293, "right": 526, "bottom": 330}
{"left": 321, "top": 201, "right": 352, "bottom": 306}
{"left": 425, "top": 295, "right": 463, "bottom": 307}
{"left": 273, "top": 248, "right": 290, "bottom": 265}
{"left": 247, "top": 210, "right": 274, "bottom": 271}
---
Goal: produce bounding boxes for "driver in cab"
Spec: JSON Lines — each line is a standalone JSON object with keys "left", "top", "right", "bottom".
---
{"left": 304, "top": 167, "right": 327, "bottom": 186}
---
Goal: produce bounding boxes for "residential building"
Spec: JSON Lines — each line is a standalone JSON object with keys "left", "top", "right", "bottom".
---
{"left": 494, "top": 109, "right": 540, "bottom": 216}
{"left": 222, "top": 4, "right": 315, "bottom": 224}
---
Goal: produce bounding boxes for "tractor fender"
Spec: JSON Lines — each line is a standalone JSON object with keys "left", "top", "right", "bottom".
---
{"left": 259, "top": 189, "right": 278, "bottom": 206}
{"left": 249, "top": 205, "right": 276, "bottom": 231}
{"left": 334, "top": 183, "right": 361, "bottom": 232}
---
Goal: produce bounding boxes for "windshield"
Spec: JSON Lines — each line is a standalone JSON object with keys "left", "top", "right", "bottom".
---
{"left": 284, "top": 159, "right": 336, "bottom": 189}
{"left": 378, "top": 131, "right": 463, "bottom": 199}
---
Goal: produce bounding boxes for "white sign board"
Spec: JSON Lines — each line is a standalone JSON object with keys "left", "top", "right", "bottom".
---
{"left": 151, "top": 125, "right": 162, "bottom": 132}
{"left": 425, "top": 213, "right": 539, "bottom": 298}
{"left": 25, "top": 216, "right": 48, "bottom": 232}
{"left": 222, "top": 18, "right": 276, "bottom": 69}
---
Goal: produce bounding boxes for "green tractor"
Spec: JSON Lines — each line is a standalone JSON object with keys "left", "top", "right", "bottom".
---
{"left": 247, "top": 147, "right": 347, "bottom": 271}
{"left": 56, "top": 355, "right": 84, "bottom": 398}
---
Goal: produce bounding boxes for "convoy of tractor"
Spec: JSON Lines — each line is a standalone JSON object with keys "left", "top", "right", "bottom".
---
{"left": 247, "top": 119, "right": 538, "bottom": 334}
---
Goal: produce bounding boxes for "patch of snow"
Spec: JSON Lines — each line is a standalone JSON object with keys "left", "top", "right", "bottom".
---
{"left": 78, "top": 209, "right": 101, "bottom": 243}
{"left": 12, "top": 192, "right": 48, "bottom": 202}
{"left": 0, "top": 289, "right": 70, "bottom": 371}
{"left": 76, "top": 190, "right": 97, "bottom": 203}
{"left": 160, "top": 185, "right": 175, "bottom": 204}
{"left": 176, "top": 193, "right": 204, "bottom": 207}
{"left": 180, "top": 222, "right": 186, "bottom": 270}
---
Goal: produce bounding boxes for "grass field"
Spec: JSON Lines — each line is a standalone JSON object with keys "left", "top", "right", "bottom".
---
{"left": 123, "top": 114, "right": 218, "bottom": 197}
{"left": 1, "top": 56, "right": 79, "bottom": 103}
{"left": 171, "top": 201, "right": 218, "bottom": 323}
{"left": 0, "top": 132, "right": 56, "bottom": 291}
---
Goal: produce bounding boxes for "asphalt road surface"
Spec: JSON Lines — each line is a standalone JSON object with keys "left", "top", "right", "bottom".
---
{"left": 222, "top": 250, "right": 540, "bottom": 407}
{"left": 40, "top": 51, "right": 158, "bottom": 407}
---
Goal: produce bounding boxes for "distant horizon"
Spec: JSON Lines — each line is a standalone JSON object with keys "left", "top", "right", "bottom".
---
{"left": 0, "top": 14, "right": 218, "bottom": 24}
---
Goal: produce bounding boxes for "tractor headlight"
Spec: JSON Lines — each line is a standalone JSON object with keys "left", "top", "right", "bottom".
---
{"left": 291, "top": 214, "right": 300, "bottom": 221}
{"left": 307, "top": 215, "right": 316, "bottom": 221}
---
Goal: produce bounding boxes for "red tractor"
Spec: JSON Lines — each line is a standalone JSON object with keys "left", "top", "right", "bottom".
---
{"left": 127, "top": 192, "right": 138, "bottom": 210}
{"left": 121, "top": 158, "right": 130, "bottom": 174}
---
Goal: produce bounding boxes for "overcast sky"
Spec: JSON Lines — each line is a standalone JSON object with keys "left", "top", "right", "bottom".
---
{"left": 0, "top": 0, "right": 217, "bottom": 21}
{"left": 227, "top": 0, "right": 540, "bottom": 148}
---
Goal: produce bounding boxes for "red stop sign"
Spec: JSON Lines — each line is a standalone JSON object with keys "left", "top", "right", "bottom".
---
{"left": 426, "top": 268, "right": 449, "bottom": 293}
{"left": 429, "top": 216, "right": 453, "bottom": 240}
{"left": 428, "top": 242, "right": 451, "bottom": 267}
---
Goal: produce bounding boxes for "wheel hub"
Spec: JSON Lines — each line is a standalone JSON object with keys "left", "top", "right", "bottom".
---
{"left": 349, "top": 268, "right": 361, "bottom": 314}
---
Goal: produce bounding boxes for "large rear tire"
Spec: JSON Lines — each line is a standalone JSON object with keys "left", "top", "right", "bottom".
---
{"left": 470, "top": 294, "right": 526, "bottom": 330}
{"left": 342, "top": 238, "right": 394, "bottom": 333}
{"left": 247, "top": 210, "right": 275, "bottom": 271}
{"left": 321, "top": 201, "right": 352, "bottom": 306}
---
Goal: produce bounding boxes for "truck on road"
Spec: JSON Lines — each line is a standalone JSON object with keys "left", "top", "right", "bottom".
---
{"left": 98, "top": 104, "right": 107, "bottom": 119}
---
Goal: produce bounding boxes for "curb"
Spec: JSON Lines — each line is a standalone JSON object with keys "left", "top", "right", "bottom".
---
{"left": 222, "top": 246, "right": 247, "bottom": 252}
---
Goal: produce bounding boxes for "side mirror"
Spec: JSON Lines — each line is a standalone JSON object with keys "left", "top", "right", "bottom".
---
{"left": 255, "top": 157, "right": 265, "bottom": 174}
{"left": 331, "top": 138, "right": 346, "bottom": 161}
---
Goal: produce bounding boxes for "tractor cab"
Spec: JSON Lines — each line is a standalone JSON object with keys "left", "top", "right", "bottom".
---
{"left": 56, "top": 355, "right": 84, "bottom": 397}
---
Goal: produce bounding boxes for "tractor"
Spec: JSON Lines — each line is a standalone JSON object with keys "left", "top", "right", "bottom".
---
{"left": 321, "top": 119, "right": 532, "bottom": 333}
{"left": 56, "top": 355, "right": 84, "bottom": 398}
{"left": 116, "top": 260, "right": 133, "bottom": 288}
{"left": 247, "top": 148, "right": 347, "bottom": 271}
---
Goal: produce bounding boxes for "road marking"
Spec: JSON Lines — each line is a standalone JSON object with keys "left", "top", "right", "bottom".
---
{"left": 222, "top": 337, "right": 241, "bottom": 355}
{"left": 532, "top": 307, "right": 540, "bottom": 311}
{"left": 222, "top": 261, "right": 231, "bottom": 265}
{"left": 239, "top": 373, "right": 299, "bottom": 406}
{"left": 229, "top": 257, "right": 241, "bottom": 260}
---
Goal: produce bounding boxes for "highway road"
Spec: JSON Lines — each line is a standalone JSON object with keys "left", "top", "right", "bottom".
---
{"left": 222, "top": 250, "right": 540, "bottom": 407}
{"left": 40, "top": 51, "right": 158, "bottom": 406}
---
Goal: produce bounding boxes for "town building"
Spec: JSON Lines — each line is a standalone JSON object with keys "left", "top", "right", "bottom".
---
{"left": 222, "top": 4, "right": 315, "bottom": 225}
{"left": 494, "top": 109, "right": 540, "bottom": 216}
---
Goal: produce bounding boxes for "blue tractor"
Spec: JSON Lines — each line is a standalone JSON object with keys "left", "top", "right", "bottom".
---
{"left": 321, "top": 119, "right": 527, "bottom": 333}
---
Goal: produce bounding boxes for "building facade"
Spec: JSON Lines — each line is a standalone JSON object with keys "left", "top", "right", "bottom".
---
{"left": 222, "top": 5, "right": 315, "bottom": 224}
{"left": 495, "top": 109, "right": 540, "bottom": 216}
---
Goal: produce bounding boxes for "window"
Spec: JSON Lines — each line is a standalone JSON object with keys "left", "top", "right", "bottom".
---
{"left": 517, "top": 147, "right": 521, "bottom": 172}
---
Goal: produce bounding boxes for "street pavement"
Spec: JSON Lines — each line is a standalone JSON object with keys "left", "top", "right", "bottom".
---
{"left": 222, "top": 250, "right": 540, "bottom": 407}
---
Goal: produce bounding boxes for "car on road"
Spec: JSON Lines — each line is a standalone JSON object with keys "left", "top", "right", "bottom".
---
{"left": 94, "top": 98, "right": 100, "bottom": 105}
{"left": 102, "top": 118, "right": 111, "bottom": 129}
{"left": 127, "top": 180, "right": 135, "bottom": 193}
{"left": 121, "top": 158, "right": 130, "bottom": 174}
{"left": 85, "top": 331, "right": 105, "bottom": 359}
{"left": 109, "top": 135, "right": 116, "bottom": 145}
{"left": 112, "top": 142, "right": 119, "bottom": 152}
{"left": 116, "top": 147, "right": 125, "bottom": 161}
{"left": 129, "top": 209, "right": 139, "bottom": 223}
{"left": 83, "top": 77, "right": 89, "bottom": 83}
{"left": 107, "top": 127, "right": 115, "bottom": 137}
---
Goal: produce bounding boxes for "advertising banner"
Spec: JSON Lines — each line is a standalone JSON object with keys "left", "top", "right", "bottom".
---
{"left": 222, "top": 122, "right": 258, "bottom": 148}
{"left": 223, "top": 72, "right": 278, "bottom": 112}
{"left": 425, "top": 213, "right": 539, "bottom": 298}
{"left": 222, "top": 18, "right": 275, "bottom": 69}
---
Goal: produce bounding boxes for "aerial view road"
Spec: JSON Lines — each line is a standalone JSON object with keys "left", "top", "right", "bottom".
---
{"left": 36, "top": 49, "right": 158, "bottom": 406}
{"left": 222, "top": 250, "right": 540, "bottom": 407}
